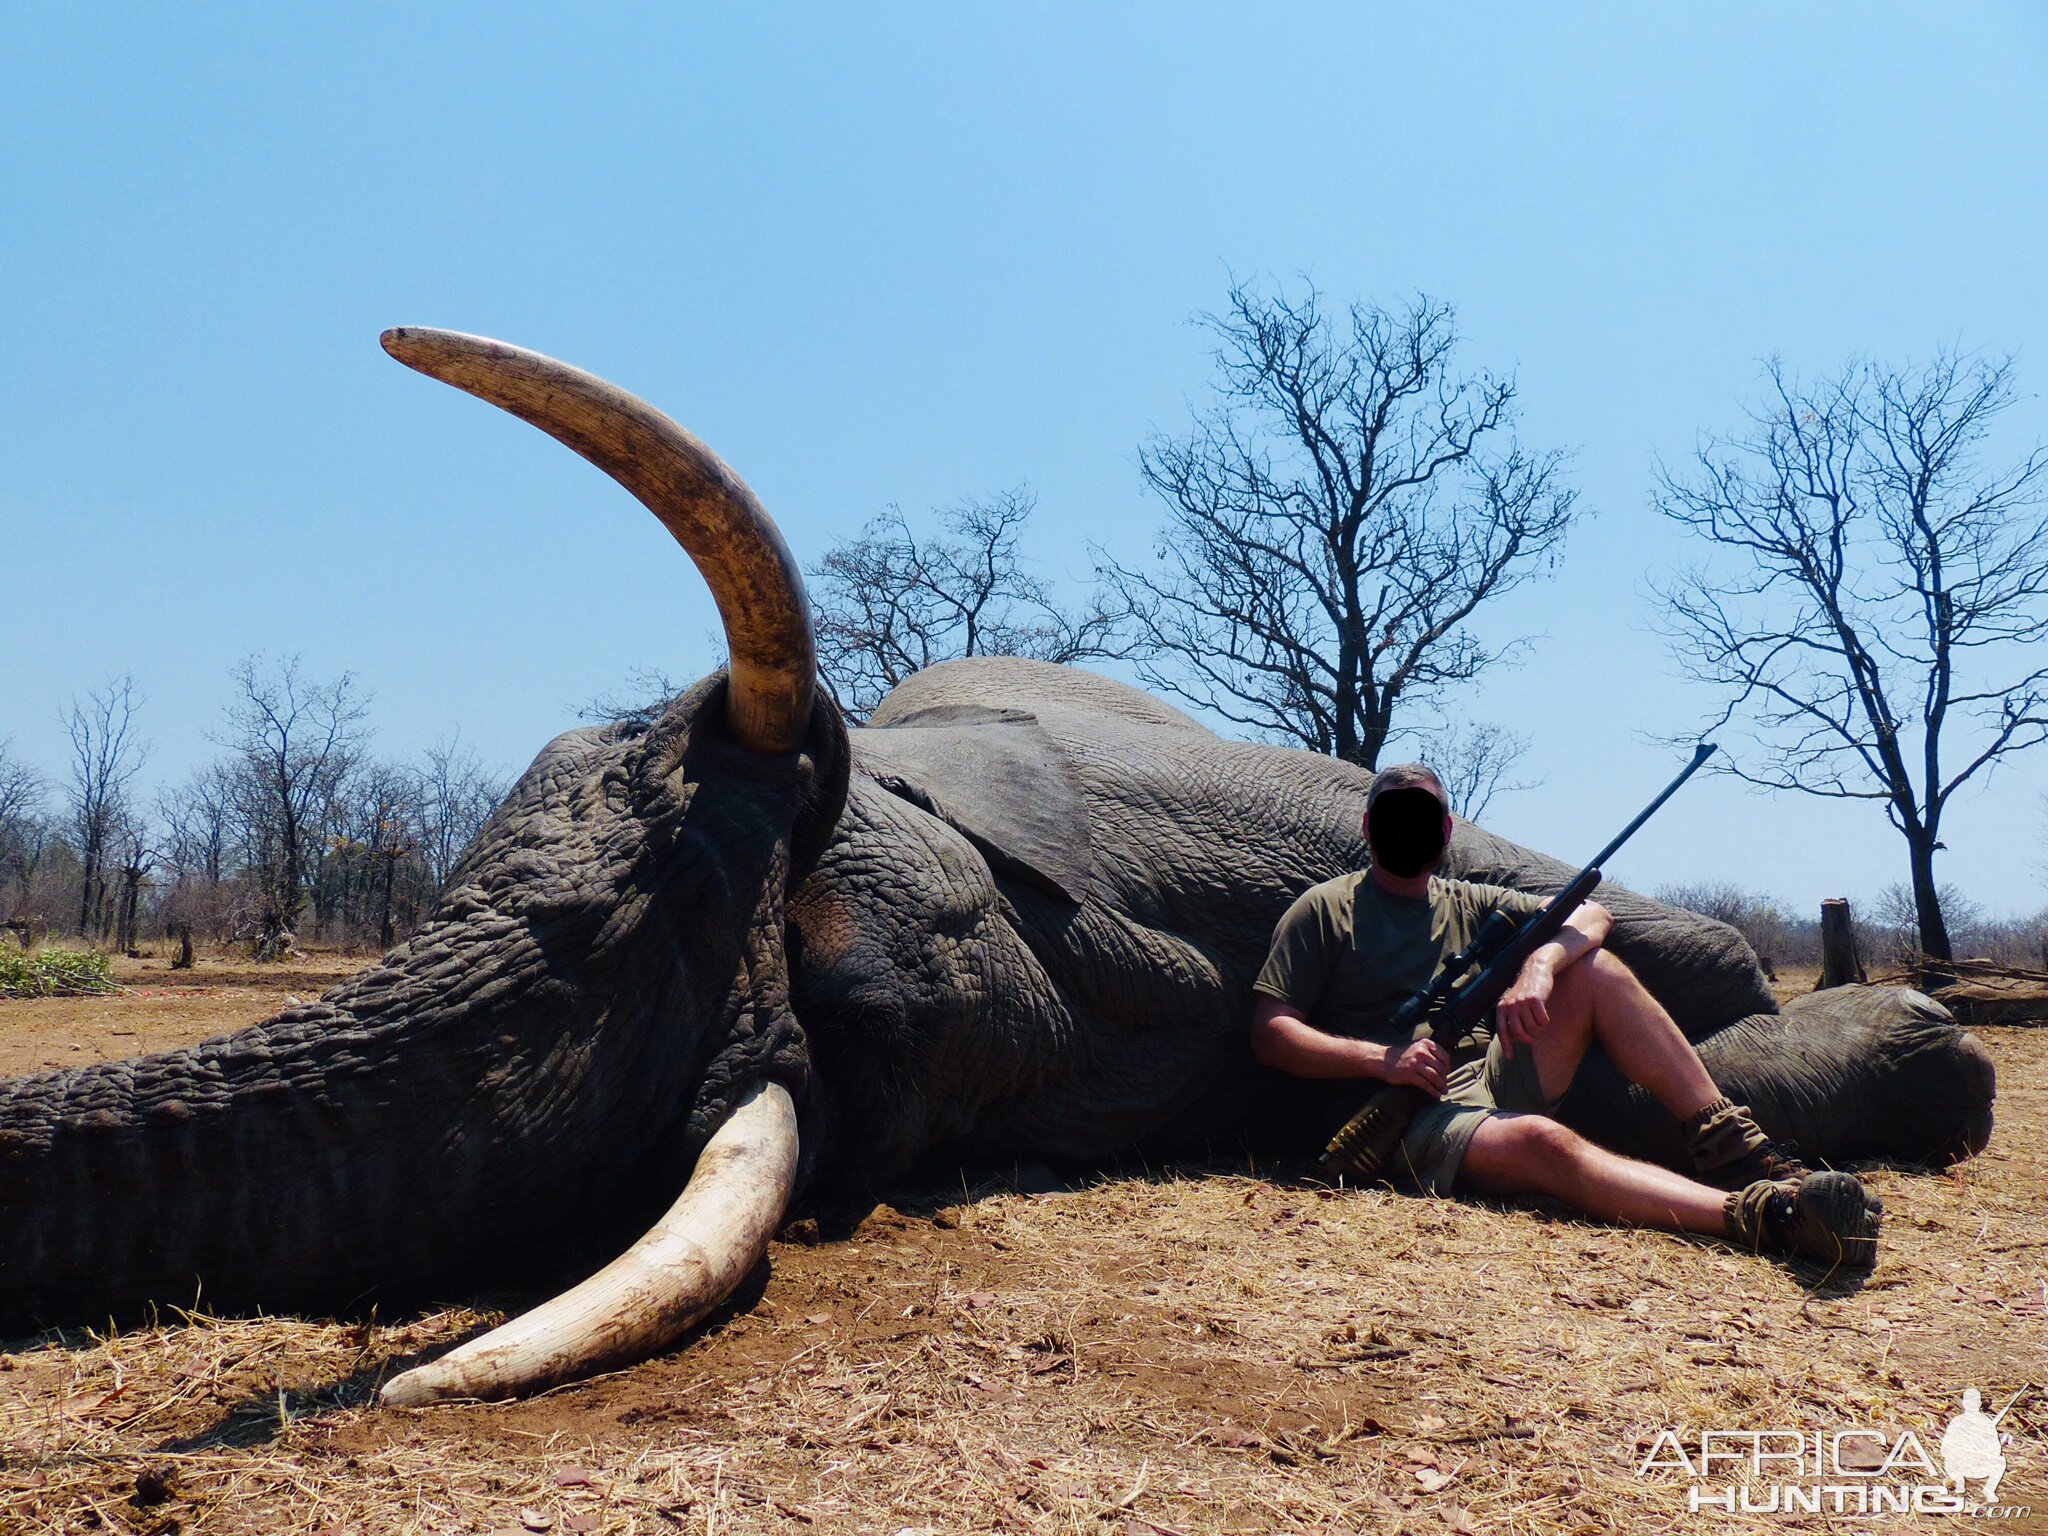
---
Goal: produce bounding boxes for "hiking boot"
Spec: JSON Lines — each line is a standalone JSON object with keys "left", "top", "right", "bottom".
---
{"left": 1685, "top": 1097, "right": 1809, "bottom": 1190}
{"left": 1724, "top": 1171, "right": 1882, "bottom": 1266}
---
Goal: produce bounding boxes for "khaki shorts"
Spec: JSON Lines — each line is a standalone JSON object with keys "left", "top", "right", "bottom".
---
{"left": 1390, "top": 1035, "right": 1562, "bottom": 1196}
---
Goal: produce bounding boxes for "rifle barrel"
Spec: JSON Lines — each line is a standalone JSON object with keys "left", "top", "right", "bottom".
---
{"left": 1583, "top": 742, "right": 1717, "bottom": 874}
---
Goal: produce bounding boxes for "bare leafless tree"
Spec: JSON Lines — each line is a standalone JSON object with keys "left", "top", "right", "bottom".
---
{"left": 160, "top": 764, "right": 235, "bottom": 890}
{"left": 63, "top": 677, "right": 150, "bottom": 937}
{"left": 580, "top": 667, "right": 686, "bottom": 731}
{"left": 17, "top": 674, "right": 503, "bottom": 957}
{"left": 157, "top": 730, "right": 502, "bottom": 955}
{"left": 0, "top": 740, "right": 42, "bottom": 835}
{"left": 814, "top": 489, "right": 1132, "bottom": 719}
{"left": 1869, "top": 880, "right": 1985, "bottom": 969}
{"left": 1102, "top": 280, "right": 1578, "bottom": 769}
{"left": 1413, "top": 721, "right": 1539, "bottom": 821}
{"left": 413, "top": 735, "right": 507, "bottom": 889}
{"left": 0, "top": 740, "right": 48, "bottom": 925}
{"left": 2039, "top": 791, "right": 2048, "bottom": 901}
{"left": 326, "top": 759, "right": 420, "bottom": 952}
{"left": 1653, "top": 350, "right": 2048, "bottom": 967}
{"left": 218, "top": 655, "right": 369, "bottom": 956}
{"left": 110, "top": 811, "right": 155, "bottom": 957}
{"left": 158, "top": 763, "right": 239, "bottom": 942}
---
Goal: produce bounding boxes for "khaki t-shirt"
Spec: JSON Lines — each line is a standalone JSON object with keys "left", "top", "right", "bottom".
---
{"left": 1253, "top": 872, "right": 1548, "bottom": 1044}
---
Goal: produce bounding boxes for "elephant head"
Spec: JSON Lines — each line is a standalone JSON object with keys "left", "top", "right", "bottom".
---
{"left": 0, "top": 332, "right": 850, "bottom": 1405}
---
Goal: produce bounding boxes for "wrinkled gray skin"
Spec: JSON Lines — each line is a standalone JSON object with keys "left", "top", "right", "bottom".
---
{"left": 0, "top": 657, "right": 1996, "bottom": 1327}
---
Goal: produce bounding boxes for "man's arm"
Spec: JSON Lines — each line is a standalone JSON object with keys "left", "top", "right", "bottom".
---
{"left": 1494, "top": 899, "right": 1612, "bottom": 1054}
{"left": 1250, "top": 995, "right": 1451, "bottom": 1095}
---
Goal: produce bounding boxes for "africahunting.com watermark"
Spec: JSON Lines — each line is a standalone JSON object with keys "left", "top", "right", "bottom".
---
{"left": 1635, "top": 1388, "right": 2030, "bottom": 1519}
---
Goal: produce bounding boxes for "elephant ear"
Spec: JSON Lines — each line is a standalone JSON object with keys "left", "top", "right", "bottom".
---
{"left": 851, "top": 705, "right": 1096, "bottom": 905}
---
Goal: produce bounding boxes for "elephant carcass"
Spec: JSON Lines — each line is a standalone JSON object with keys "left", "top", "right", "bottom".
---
{"left": 0, "top": 335, "right": 1996, "bottom": 1409}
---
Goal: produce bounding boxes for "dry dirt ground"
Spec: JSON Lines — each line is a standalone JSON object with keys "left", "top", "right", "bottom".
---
{"left": 2, "top": 954, "right": 2044, "bottom": 1535}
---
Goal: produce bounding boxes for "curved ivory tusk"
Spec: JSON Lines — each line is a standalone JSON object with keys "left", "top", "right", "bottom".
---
{"left": 379, "top": 1081, "right": 798, "bottom": 1406}
{"left": 381, "top": 327, "right": 816, "bottom": 755}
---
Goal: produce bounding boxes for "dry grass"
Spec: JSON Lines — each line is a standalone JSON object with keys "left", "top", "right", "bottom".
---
{"left": 2, "top": 967, "right": 2045, "bottom": 1533}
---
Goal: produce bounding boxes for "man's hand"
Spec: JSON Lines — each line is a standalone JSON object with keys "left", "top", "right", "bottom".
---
{"left": 1382, "top": 1038, "right": 1451, "bottom": 1096}
{"left": 1495, "top": 957, "right": 1556, "bottom": 1059}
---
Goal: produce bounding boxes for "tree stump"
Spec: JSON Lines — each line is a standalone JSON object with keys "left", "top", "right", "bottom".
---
{"left": 1817, "top": 898, "right": 1867, "bottom": 989}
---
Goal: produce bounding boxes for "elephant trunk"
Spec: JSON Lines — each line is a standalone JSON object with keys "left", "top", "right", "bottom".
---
{"left": 0, "top": 977, "right": 549, "bottom": 1326}
{"left": 0, "top": 916, "right": 688, "bottom": 1327}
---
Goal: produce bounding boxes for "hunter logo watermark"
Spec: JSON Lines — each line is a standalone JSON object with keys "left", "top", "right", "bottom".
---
{"left": 1943, "top": 1388, "right": 2013, "bottom": 1504}
{"left": 1635, "top": 1387, "right": 2030, "bottom": 1519}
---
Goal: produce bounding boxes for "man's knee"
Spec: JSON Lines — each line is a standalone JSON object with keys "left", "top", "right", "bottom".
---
{"left": 1493, "top": 1112, "right": 1586, "bottom": 1161}
{"left": 1464, "top": 1112, "right": 1592, "bottom": 1189}
{"left": 1578, "top": 946, "right": 1641, "bottom": 993}
{"left": 1558, "top": 947, "right": 1653, "bottom": 1019}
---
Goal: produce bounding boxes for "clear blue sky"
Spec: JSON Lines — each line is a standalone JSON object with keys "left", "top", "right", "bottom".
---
{"left": 4, "top": 4, "right": 2045, "bottom": 919}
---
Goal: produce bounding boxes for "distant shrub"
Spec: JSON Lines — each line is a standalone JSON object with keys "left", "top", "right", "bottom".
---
{"left": 1971, "top": 911, "right": 2048, "bottom": 970}
{"left": 1653, "top": 880, "right": 1811, "bottom": 972}
{"left": 0, "top": 947, "right": 118, "bottom": 999}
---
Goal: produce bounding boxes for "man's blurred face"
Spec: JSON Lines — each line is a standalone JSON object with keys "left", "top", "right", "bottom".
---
{"left": 1367, "top": 786, "right": 1450, "bottom": 878}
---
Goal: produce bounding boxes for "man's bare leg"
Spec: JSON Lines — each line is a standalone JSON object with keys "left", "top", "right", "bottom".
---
{"left": 1517, "top": 948, "right": 1719, "bottom": 1119}
{"left": 1458, "top": 1113, "right": 1728, "bottom": 1234}
{"left": 1462, "top": 950, "right": 1879, "bottom": 1261}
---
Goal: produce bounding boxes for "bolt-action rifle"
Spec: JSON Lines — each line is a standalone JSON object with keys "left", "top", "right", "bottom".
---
{"left": 1318, "top": 742, "right": 1719, "bottom": 1182}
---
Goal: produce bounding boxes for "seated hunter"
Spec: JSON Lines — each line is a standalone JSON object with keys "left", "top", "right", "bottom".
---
{"left": 1250, "top": 763, "right": 1882, "bottom": 1263}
